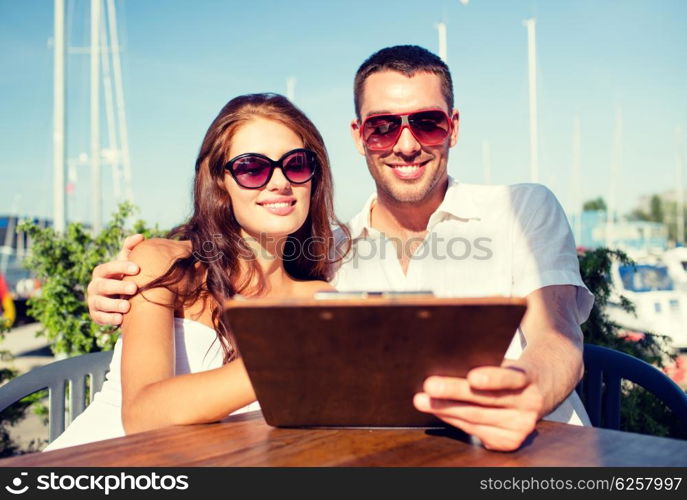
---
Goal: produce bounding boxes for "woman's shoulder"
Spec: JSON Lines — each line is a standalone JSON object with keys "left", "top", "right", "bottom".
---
{"left": 127, "top": 238, "right": 192, "bottom": 281}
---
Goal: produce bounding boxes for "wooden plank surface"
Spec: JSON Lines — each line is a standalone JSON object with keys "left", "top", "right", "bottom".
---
{"left": 1, "top": 411, "right": 686, "bottom": 467}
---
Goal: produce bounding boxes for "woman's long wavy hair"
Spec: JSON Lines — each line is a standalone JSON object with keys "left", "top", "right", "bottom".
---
{"left": 139, "top": 93, "right": 349, "bottom": 363}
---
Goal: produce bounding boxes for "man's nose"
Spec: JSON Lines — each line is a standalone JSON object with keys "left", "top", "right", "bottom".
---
{"left": 392, "top": 126, "right": 422, "bottom": 156}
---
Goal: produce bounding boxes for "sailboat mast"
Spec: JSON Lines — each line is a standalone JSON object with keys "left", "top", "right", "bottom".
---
{"left": 436, "top": 22, "right": 447, "bottom": 62}
{"left": 286, "top": 77, "right": 296, "bottom": 102}
{"left": 100, "top": 8, "right": 121, "bottom": 200}
{"left": 107, "top": 0, "right": 134, "bottom": 204}
{"left": 573, "top": 116, "right": 582, "bottom": 245}
{"left": 523, "top": 18, "right": 539, "bottom": 183}
{"left": 482, "top": 140, "right": 492, "bottom": 184}
{"left": 91, "top": 0, "right": 102, "bottom": 233}
{"left": 677, "top": 125, "right": 685, "bottom": 245}
{"left": 606, "top": 109, "right": 623, "bottom": 249}
{"left": 53, "top": 0, "right": 67, "bottom": 233}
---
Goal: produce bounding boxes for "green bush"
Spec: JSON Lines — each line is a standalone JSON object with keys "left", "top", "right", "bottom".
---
{"left": 16, "top": 202, "right": 164, "bottom": 356}
{"left": 0, "top": 203, "right": 165, "bottom": 456}
{"left": 577, "top": 247, "right": 686, "bottom": 438}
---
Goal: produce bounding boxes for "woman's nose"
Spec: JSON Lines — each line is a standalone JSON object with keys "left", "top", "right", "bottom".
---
{"left": 266, "top": 166, "right": 291, "bottom": 191}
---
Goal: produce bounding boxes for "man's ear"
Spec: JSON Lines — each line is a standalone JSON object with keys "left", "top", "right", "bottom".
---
{"left": 449, "top": 109, "right": 460, "bottom": 148}
{"left": 350, "top": 119, "right": 366, "bottom": 156}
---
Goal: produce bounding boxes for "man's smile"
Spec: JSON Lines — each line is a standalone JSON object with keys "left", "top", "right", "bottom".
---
{"left": 386, "top": 159, "right": 430, "bottom": 180}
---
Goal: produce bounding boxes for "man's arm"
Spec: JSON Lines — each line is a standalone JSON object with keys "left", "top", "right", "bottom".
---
{"left": 413, "top": 284, "right": 583, "bottom": 452}
{"left": 509, "top": 284, "right": 584, "bottom": 416}
{"left": 87, "top": 234, "right": 145, "bottom": 325}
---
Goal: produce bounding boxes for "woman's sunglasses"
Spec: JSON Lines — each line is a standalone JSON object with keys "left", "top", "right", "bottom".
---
{"left": 224, "top": 148, "right": 318, "bottom": 189}
{"left": 360, "top": 109, "right": 453, "bottom": 151}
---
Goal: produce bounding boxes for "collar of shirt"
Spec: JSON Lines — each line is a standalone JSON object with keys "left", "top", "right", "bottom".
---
{"left": 346, "top": 176, "right": 481, "bottom": 241}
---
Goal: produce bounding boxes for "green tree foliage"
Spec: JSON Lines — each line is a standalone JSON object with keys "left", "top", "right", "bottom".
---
{"left": 0, "top": 365, "right": 45, "bottom": 458}
{"left": 628, "top": 194, "right": 687, "bottom": 244}
{"left": 650, "top": 194, "right": 664, "bottom": 224}
{"left": 1, "top": 296, "right": 42, "bottom": 456}
{"left": 578, "top": 248, "right": 686, "bottom": 438}
{"left": 628, "top": 208, "right": 651, "bottom": 222}
{"left": 0, "top": 366, "right": 27, "bottom": 457}
{"left": 1, "top": 203, "right": 165, "bottom": 456}
{"left": 582, "top": 197, "right": 607, "bottom": 212}
{"left": 16, "top": 202, "right": 164, "bottom": 356}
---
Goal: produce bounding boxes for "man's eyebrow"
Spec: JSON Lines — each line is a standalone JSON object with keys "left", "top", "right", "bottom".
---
{"left": 362, "top": 106, "right": 447, "bottom": 119}
{"left": 364, "top": 109, "right": 392, "bottom": 117}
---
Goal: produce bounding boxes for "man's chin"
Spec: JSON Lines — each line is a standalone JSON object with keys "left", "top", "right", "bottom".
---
{"left": 382, "top": 183, "right": 433, "bottom": 204}
{"left": 377, "top": 170, "right": 447, "bottom": 205}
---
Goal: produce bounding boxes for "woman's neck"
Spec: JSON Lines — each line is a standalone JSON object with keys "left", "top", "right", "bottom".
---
{"left": 241, "top": 231, "right": 293, "bottom": 297}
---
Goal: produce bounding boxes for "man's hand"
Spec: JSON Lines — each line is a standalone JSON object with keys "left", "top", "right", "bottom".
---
{"left": 87, "top": 234, "right": 145, "bottom": 326}
{"left": 413, "top": 363, "right": 544, "bottom": 452}
{"left": 414, "top": 285, "right": 584, "bottom": 452}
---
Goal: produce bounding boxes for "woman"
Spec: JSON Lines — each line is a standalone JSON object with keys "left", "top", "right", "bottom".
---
{"left": 46, "top": 93, "right": 348, "bottom": 450}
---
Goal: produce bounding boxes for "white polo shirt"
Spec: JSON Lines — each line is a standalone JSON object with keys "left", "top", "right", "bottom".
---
{"left": 332, "top": 177, "right": 594, "bottom": 426}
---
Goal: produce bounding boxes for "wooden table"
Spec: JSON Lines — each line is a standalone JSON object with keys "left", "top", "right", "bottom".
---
{"left": 2, "top": 411, "right": 686, "bottom": 467}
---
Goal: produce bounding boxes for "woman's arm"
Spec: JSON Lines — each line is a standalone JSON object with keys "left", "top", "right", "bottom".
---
{"left": 120, "top": 239, "right": 255, "bottom": 434}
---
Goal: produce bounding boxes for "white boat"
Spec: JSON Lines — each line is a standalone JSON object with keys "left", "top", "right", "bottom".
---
{"left": 662, "top": 247, "right": 687, "bottom": 292}
{"left": 606, "top": 260, "right": 687, "bottom": 350}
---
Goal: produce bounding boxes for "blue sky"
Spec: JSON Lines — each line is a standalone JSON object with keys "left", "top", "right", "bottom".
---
{"left": 1, "top": 0, "right": 686, "bottom": 229}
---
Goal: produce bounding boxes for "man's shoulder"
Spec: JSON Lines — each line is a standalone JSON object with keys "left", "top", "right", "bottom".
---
{"left": 459, "top": 181, "right": 552, "bottom": 198}
{"left": 453, "top": 182, "right": 557, "bottom": 213}
{"left": 506, "top": 182, "right": 554, "bottom": 198}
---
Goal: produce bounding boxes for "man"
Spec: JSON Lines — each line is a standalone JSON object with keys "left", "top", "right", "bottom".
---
{"left": 87, "top": 45, "right": 593, "bottom": 451}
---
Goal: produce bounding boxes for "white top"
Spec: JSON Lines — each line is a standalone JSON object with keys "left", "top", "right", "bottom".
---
{"left": 44, "top": 317, "right": 260, "bottom": 451}
{"left": 332, "top": 178, "right": 594, "bottom": 426}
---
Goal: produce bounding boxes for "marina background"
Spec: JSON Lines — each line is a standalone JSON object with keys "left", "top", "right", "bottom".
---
{"left": 1, "top": 0, "right": 686, "bottom": 229}
{"left": 1, "top": 0, "right": 687, "bottom": 453}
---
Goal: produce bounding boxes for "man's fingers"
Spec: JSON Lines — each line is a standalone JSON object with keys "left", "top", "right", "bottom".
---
{"left": 436, "top": 415, "right": 530, "bottom": 452}
{"left": 413, "top": 394, "right": 532, "bottom": 452}
{"left": 92, "top": 261, "right": 139, "bottom": 280}
{"left": 86, "top": 235, "right": 142, "bottom": 326}
{"left": 92, "top": 278, "right": 138, "bottom": 297}
{"left": 422, "top": 376, "right": 529, "bottom": 408}
{"left": 467, "top": 366, "right": 529, "bottom": 391}
{"left": 117, "top": 234, "right": 145, "bottom": 260}
{"left": 94, "top": 295, "right": 130, "bottom": 315}
{"left": 413, "top": 394, "right": 537, "bottom": 433}
{"left": 92, "top": 311, "right": 123, "bottom": 326}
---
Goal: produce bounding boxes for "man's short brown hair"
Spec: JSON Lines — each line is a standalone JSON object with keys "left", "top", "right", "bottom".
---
{"left": 353, "top": 45, "right": 454, "bottom": 119}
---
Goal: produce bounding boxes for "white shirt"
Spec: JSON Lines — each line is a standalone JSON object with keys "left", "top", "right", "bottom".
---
{"left": 45, "top": 318, "right": 260, "bottom": 451}
{"left": 332, "top": 177, "right": 594, "bottom": 426}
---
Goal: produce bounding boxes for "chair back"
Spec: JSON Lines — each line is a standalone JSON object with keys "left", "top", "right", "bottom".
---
{"left": 576, "top": 344, "right": 687, "bottom": 429}
{"left": 0, "top": 351, "right": 113, "bottom": 442}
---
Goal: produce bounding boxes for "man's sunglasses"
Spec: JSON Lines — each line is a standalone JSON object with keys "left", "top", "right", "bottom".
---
{"left": 224, "top": 148, "right": 318, "bottom": 189}
{"left": 360, "top": 109, "right": 453, "bottom": 151}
